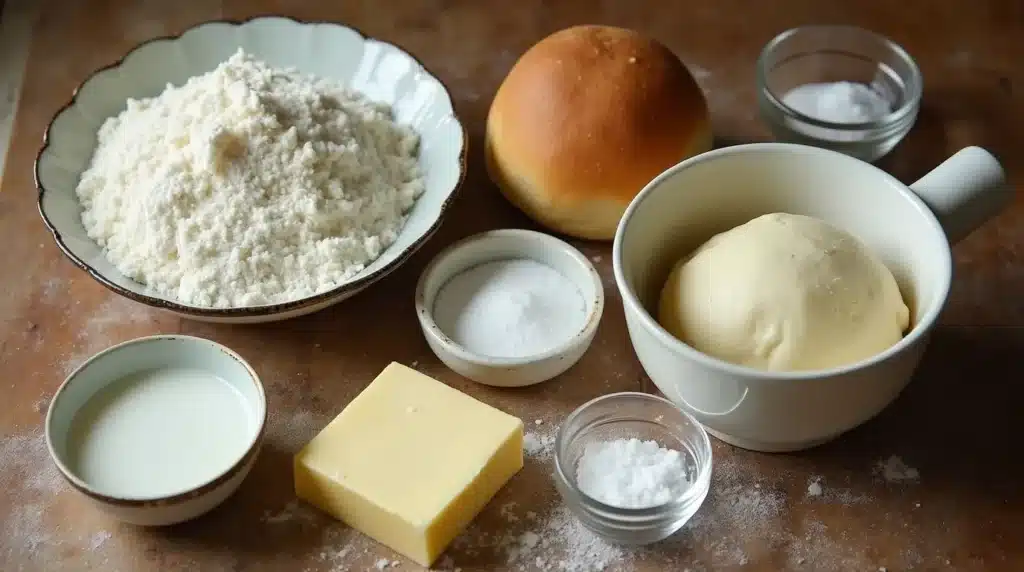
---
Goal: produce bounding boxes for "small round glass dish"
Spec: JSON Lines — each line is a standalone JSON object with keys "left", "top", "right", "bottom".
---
{"left": 756, "top": 25, "right": 922, "bottom": 162}
{"left": 553, "top": 392, "right": 712, "bottom": 545}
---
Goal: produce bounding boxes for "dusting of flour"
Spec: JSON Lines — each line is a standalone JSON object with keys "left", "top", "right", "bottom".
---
{"left": 874, "top": 455, "right": 921, "bottom": 483}
{"left": 76, "top": 49, "right": 425, "bottom": 308}
{"left": 59, "top": 296, "right": 153, "bottom": 376}
{"left": 523, "top": 428, "right": 556, "bottom": 459}
{"left": 0, "top": 430, "right": 115, "bottom": 562}
{"left": 0, "top": 431, "right": 63, "bottom": 496}
{"left": 504, "top": 507, "right": 630, "bottom": 572}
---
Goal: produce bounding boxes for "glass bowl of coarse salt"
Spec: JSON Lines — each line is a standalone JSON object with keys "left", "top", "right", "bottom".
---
{"left": 553, "top": 392, "right": 712, "bottom": 545}
{"left": 756, "top": 25, "right": 922, "bottom": 162}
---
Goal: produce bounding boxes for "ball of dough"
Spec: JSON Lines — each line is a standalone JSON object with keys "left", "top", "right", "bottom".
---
{"left": 485, "top": 25, "right": 712, "bottom": 240}
{"left": 657, "top": 213, "right": 910, "bottom": 372}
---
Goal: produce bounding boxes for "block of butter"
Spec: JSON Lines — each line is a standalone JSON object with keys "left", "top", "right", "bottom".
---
{"left": 294, "top": 362, "right": 524, "bottom": 566}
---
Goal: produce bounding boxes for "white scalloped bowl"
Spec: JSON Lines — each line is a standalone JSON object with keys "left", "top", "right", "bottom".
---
{"left": 36, "top": 17, "right": 467, "bottom": 324}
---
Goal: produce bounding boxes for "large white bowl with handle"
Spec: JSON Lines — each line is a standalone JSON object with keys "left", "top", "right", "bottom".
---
{"left": 613, "top": 144, "right": 1009, "bottom": 452}
{"left": 36, "top": 16, "right": 467, "bottom": 324}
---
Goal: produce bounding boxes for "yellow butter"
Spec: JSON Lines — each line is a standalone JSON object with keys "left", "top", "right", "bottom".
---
{"left": 294, "top": 362, "right": 524, "bottom": 566}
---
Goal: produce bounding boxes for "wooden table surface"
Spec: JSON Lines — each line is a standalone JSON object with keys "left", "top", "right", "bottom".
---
{"left": 2, "top": 1, "right": 1022, "bottom": 571}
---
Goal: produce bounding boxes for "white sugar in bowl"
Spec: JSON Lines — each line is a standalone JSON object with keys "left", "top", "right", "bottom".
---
{"left": 415, "top": 229, "right": 604, "bottom": 387}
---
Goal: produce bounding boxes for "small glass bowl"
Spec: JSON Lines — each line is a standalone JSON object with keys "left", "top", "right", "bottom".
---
{"left": 756, "top": 25, "right": 922, "bottom": 162}
{"left": 553, "top": 392, "right": 712, "bottom": 545}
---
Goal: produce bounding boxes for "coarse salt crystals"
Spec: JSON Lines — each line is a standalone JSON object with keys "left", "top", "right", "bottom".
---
{"left": 575, "top": 438, "right": 691, "bottom": 509}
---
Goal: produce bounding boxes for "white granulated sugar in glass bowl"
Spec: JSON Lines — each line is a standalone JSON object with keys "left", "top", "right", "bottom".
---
{"left": 74, "top": 49, "right": 425, "bottom": 309}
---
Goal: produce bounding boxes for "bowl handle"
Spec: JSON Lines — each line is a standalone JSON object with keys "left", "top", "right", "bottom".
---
{"left": 908, "top": 146, "right": 1011, "bottom": 245}
{"left": 674, "top": 385, "right": 749, "bottom": 418}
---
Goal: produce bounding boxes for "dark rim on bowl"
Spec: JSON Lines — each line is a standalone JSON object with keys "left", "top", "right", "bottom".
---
{"left": 44, "top": 335, "right": 268, "bottom": 507}
{"left": 35, "top": 16, "right": 469, "bottom": 319}
{"left": 414, "top": 228, "right": 606, "bottom": 368}
{"left": 611, "top": 143, "right": 953, "bottom": 382}
{"left": 756, "top": 25, "right": 923, "bottom": 131}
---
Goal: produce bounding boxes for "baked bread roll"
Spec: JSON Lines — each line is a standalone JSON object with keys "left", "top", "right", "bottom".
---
{"left": 486, "top": 25, "right": 712, "bottom": 240}
{"left": 658, "top": 213, "right": 910, "bottom": 372}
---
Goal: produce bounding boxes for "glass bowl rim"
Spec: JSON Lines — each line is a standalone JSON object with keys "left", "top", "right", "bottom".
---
{"left": 756, "top": 24, "right": 923, "bottom": 131}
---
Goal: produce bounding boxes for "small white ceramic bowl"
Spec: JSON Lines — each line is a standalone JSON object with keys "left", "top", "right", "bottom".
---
{"left": 46, "top": 335, "right": 267, "bottom": 526}
{"left": 415, "top": 229, "right": 604, "bottom": 387}
{"left": 36, "top": 16, "right": 467, "bottom": 324}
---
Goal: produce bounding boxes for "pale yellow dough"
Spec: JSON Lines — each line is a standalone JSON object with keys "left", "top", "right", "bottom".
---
{"left": 657, "top": 213, "right": 910, "bottom": 372}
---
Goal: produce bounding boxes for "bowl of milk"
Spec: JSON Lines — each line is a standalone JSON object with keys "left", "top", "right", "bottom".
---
{"left": 45, "top": 334, "right": 266, "bottom": 526}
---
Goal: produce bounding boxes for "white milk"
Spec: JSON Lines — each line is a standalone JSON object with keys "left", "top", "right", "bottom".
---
{"left": 66, "top": 367, "right": 255, "bottom": 498}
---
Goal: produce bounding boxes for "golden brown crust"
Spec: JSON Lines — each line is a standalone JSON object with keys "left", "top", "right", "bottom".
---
{"left": 486, "top": 25, "right": 712, "bottom": 240}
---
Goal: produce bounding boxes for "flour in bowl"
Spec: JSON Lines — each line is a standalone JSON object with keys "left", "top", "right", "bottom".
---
{"left": 75, "top": 49, "right": 425, "bottom": 308}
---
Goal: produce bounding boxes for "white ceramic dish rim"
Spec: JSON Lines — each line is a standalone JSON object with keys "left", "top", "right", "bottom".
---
{"left": 44, "top": 334, "right": 268, "bottom": 503}
{"left": 612, "top": 142, "right": 953, "bottom": 382}
{"left": 756, "top": 24, "right": 923, "bottom": 131}
{"left": 553, "top": 391, "right": 713, "bottom": 515}
{"left": 34, "top": 16, "right": 468, "bottom": 320}
{"left": 415, "top": 228, "right": 605, "bottom": 368}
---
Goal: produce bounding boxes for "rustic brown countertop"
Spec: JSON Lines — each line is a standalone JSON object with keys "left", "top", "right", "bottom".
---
{"left": 2, "top": 1, "right": 1022, "bottom": 570}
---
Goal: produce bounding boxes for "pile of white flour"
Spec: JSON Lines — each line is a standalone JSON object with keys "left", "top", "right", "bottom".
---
{"left": 76, "top": 49, "right": 425, "bottom": 308}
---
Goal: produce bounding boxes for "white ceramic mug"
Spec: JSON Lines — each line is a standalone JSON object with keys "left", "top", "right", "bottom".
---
{"left": 613, "top": 144, "right": 1009, "bottom": 452}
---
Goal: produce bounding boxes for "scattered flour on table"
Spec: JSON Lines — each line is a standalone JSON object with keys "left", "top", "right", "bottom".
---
{"left": 40, "top": 277, "right": 65, "bottom": 304}
{"left": 315, "top": 528, "right": 360, "bottom": 568}
{"left": 446, "top": 503, "right": 628, "bottom": 571}
{"left": 502, "top": 506, "right": 630, "bottom": 572}
{"left": 59, "top": 296, "right": 153, "bottom": 376}
{"left": 500, "top": 501, "right": 522, "bottom": 523}
{"left": 78, "top": 296, "right": 152, "bottom": 333}
{"left": 0, "top": 432, "right": 113, "bottom": 559}
{"left": 448, "top": 452, "right": 892, "bottom": 571}
{"left": 874, "top": 455, "right": 920, "bottom": 483}
{"left": 0, "top": 431, "right": 63, "bottom": 494}
{"left": 75, "top": 49, "right": 425, "bottom": 308}
{"left": 684, "top": 462, "right": 786, "bottom": 568}
{"left": 3, "top": 502, "right": 51, "bottom": 556}
{"left": 86, "top": 530, "right": 112, "bottom": 551}
{"left": 319, "top": 546, "right": 350, "bottom": 566}
{"left": 264, "top": 501, "right": 395, "bottom": 571}
{"left": 523, "top": 424, "right": 557, "bottom": 460}
{"left": 267, "top": 409, "right": 329, "bottom": 453}
{"left": 807, "top": 477, "right": 824, "bottom": 497}
{"left": 803, "top": 476, "right": 870, "bottom": 505}
{"left": 680, "top": 455, "right": 880, "bottom": 570}
{"left": 260, "top": 499, "right": 319, "bottom": 525}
